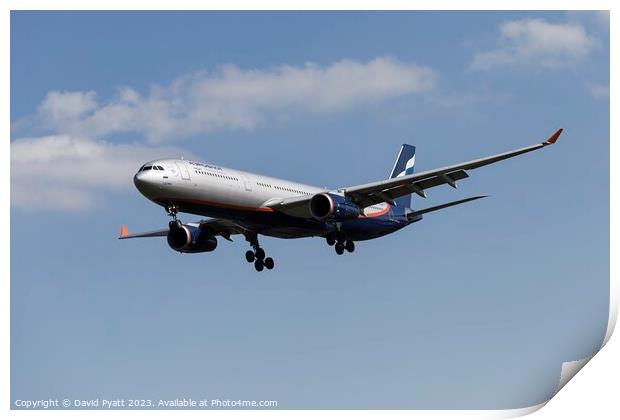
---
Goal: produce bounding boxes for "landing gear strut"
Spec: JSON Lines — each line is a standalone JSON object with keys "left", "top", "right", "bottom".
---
{"left": 166, "top": 204, "right": 182, "bottom": 228}
{"left": 244, "top": 233, "right": 275, "bottom": 272}
{"left": 326, "top": 231, "right": 355, "bottom": 255}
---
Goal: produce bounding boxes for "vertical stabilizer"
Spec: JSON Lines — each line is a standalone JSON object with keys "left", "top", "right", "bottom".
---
{"left": 389, "top": 144, "right": 416, "bottom": 211}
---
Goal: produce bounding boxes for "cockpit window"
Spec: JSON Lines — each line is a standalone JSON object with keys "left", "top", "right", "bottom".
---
{"left": 138, "top": 164, "right": 163, "bottom": 172}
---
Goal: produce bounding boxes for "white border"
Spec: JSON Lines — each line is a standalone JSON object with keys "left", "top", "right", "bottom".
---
{"left": 4, "top": 1, "right": 616, "bottom": 418}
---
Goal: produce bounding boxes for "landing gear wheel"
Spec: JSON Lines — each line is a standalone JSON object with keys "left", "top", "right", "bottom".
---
{"left": 169, "top": 219, "right": 183, "bottom": 229}
{"left": 254, "top": 259, "right": 264, "bottom": 272}
{"left": 245, "top": 250, "right": 255, "bottom": 263}
{"left": 326, "top": 234, "right": 336, "bottom": 246}
{"left": 264, "top": 257, "right": 274, "bottom": 270}
{"left": 345, "top": 240, "right": 355, "bottom": 253}
{"left": 255, "top": 247, "right": 266, "bottom": 260}
{"left": 335, "top": 243, "right": 345, "bottom": 255}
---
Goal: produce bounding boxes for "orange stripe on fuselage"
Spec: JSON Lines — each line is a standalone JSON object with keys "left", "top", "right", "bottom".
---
{"left": 154, "top": 197, "right": 275, "bottom": 213}
{"left": 156, "top": 196, "right": 391, "bottom": 218}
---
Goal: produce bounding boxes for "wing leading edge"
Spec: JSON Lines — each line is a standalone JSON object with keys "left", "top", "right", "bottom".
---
{"left": 118, "top": 218, "right": 243, "bottom": 241}
{"left": 345, "top": 128, "right": 563, "bottom": 208}
{"left": 266, "top": 129, "right": 562, "bottom": 217}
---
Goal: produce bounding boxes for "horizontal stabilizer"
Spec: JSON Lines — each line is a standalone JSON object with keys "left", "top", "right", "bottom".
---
{"left": 406, "top": 195, "right": 487, "bottom": 221}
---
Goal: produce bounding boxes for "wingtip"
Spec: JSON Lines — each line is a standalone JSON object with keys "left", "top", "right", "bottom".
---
{"left": 119, "top": 224, "right": 129, "bottom": 238}
{"left": 543, "top": 128, "right": 563, "bottom": 145}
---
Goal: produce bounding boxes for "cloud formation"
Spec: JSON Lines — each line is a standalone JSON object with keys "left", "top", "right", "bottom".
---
{"left": 12, "top": 57, "right": 437, "bottom": 210}
{"left": 469, "top": 18, "right": 598, "bottom": 70}
{"left": 11, "top": 135, "right": 186, "bottom": 210}
{"left": 36, "top": 57, "right": 437, "bottom": 143}
{"left": 585, "top": 82, "right": 609, "bottom": 99}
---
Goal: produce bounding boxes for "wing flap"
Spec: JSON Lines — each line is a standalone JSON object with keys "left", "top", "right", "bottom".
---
{"left": 345, "top": 129, "right": 562, "bottom": 207}
{"left": 352, "top": 169, "right": 470, "bottom": 207}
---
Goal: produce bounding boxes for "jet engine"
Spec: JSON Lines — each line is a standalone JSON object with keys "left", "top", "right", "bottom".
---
{"left": 167, "top": 222, "right": 218, "bottom": 253}
{"left": 309, "top": 193, "right": 361, "bottom": 221}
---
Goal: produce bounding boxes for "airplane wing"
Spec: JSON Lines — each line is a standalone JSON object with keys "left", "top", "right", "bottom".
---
{"left": 262, "top": 195, "right": 315, "bottom": 218}
{"left": 118, "top": 224, "right": 168, "bottom": 239}
{"left": 267, "top": 129, "right": 562, "bottom": 216}
{"left": 345, "top": 128, "right": 562, "bottom": 208}
{"left": 197, "top": 218, "right": 243, "bottom": 241}
{"left": 118, "top": 218, "right": 243, "bottom": 241}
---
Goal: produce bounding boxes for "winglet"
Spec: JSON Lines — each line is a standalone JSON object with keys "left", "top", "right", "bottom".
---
{"left": 120, "top": 224, "right": 129, "bottom": 238}
{"left": 543, "top": 128, "right": 563, "bottom": 145}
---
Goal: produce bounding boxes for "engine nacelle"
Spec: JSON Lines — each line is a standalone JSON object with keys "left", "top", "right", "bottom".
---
{"left": 309, "top": 193, "right": 361, "bottom": 221}
{"left": 167, "top": 223, "right": 218, "bottom": 253}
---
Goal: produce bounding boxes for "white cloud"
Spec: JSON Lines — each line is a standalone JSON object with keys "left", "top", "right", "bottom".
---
{"left": 469, "top": 18, "right": 598, "bottom": 70}
{"left": 566, "top": 11, "right": 610, "bottom": 32}
{"left": 12, "top": 57, "right": 437, "bottom": 211}
{"left": 38, "top": 90, "right": 98, "bottom": 122}
{"left": 34, "top": 57, "right": 437, "bottom": 142}
{"left": 586, "top": 82, "right": 609, "bottom": 99}
{"left": 11, "top": 135, "right": 186, "bottom": 210}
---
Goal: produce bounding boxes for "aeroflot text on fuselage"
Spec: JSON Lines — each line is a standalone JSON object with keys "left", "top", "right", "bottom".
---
{"left": 188, "top": 161, "right": 223, "bottom": 171}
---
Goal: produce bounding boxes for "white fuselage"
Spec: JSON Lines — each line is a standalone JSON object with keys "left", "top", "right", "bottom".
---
{"left": 134, "top": 158, "right": 389, "bottom": 218}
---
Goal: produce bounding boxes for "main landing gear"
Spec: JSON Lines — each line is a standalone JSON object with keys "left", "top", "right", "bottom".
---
{"left": 326, "top": 231, "right": 355, "bottom": 255}
{"left": 244, "top": 233, "right": 275, "bottom": 272}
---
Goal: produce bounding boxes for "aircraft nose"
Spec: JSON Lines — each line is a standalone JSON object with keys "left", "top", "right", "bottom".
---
{"left": 134, "top": 171, "right": 154, "bottom": 196}
{"left": 134, "top": 171, "right": 146, "bottom": 189}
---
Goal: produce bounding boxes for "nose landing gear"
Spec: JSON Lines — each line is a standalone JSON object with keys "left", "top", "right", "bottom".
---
{"left": 166, "top": 204, "right": 179, "bottom": 220}
{"left": 166, "top": 204, "right": 182, "bottom": 228}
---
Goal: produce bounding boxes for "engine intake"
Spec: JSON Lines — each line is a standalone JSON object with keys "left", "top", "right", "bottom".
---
{"left": 309, "top": 193, "right": 360, "bottom": 221}
{"left": 167, "top": 223, "right": 218, "bottom": 253}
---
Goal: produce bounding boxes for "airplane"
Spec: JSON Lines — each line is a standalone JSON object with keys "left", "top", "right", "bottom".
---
{"left": 120, "top": 128, "right": 563, "bottom": 272}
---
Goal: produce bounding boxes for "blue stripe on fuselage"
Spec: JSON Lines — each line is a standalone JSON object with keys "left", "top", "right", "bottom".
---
{"left": 153, "top": 198, "right": 409, "bottom": 241}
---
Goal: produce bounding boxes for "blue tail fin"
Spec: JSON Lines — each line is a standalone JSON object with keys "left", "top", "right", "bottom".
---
{"left": 389, "top": 144, "right": 416, "bottom": 211}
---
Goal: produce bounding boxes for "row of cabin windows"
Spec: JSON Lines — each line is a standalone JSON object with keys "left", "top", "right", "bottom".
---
{"left": 195, "top": 170, "right": 238, "bottom": 181}
{"left": 140, "top": 165, "right": 164, "bottom": 171}
{"left": 257, "top": 181, "right": 309, "bottom": 195}
{"left": 191, "top": 171, "right": 311, "bottom": 196}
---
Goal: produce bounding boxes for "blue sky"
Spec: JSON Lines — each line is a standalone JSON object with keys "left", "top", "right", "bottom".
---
{"left": 11, "top": 11, "right": 609, "bottom": 409}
